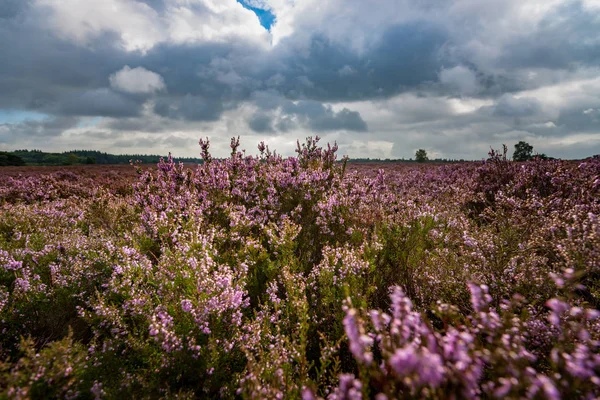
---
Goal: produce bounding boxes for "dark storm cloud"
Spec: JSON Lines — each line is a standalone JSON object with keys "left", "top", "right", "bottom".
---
{"left": 103, "top": 117, "right": 169, "bottom": 133}
{"left": 261, "top": 22, "right": 449, "bottom": 102}
{"left": 0, "top": 17, "right": 137, "bottom": 112}
{"left": 540, "top": 139, "right": 600, "bottom": 160}
{"left": 497, "top": 2, "right": 600, "bottom": 70}
{"left": 0, "top": 117, "right": 80, "bottom": 143}
{"left": 0, "top": 0, "right": 30, "bottom": 19}
{"left": 154, "top": 95, "right": 225, "bottom": 122}
{"left": 177, "top": 95, "right": 225, "bottom": 122}
{"left": 310, "top": 108, "right": 368, "bottom": 131}
{"left": 141, "top": 43, "right": 228, "bottom": 95}
{"left": 0, "top": 12, "right": 247, "bottom": 122}
{"left": 0, "top": 2, "right": 534, "bottom": 126}
{"left": 106, "top": 133, "right": 196, "bottom": 151}
{"left": 491, "top": 95, "right": 543, "bottom": 118}
{"left": 161, "top": 134, "right": 194, "bottom": 148}
{"left": 58, "top": 89, "right": 142, "bottom": 117}
{"left": 141, "top": 40, "right": 263, "bottom": 94}
{"left": 248, "top": 114, "right": 275, "bottom": 133}
{"left": 1, "top": 0, "right": 596, "bottom": 110}
{"left": 134, "top": 0, "right": 167, "bottom": 12}
{"left": 0, "top": 0, "right": 599, "bottom": 159}
{"left": 282, "top": 101, "right": 368, "bottom": 131}
{"left": 113, "top": 136, "right": 162, "bottom": 149}
{"left": 555, "top": 108, "right": 600, "bottom": 134}
{"left": 251, "top": 91, "right": 286, "bottom": 110}
{"left": 119, "top": 41, "right": 265, "bottom": 123}
{"left": 248, "top": 93, "right": 368, "bottom": 132}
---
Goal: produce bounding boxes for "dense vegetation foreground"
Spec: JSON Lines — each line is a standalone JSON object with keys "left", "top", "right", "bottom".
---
{"left": 0, "top": 138, "right": 599, "bottom": 399}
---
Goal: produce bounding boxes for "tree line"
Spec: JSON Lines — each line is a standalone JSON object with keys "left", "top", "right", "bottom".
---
{"left": 0, "top": 141, "right": 570, "bottom": 167}
{"left": 0, "top": 150, "right": 203, "bottom": 166}
{"left": 414, "top": 141, "right": 554, "bottom": 163}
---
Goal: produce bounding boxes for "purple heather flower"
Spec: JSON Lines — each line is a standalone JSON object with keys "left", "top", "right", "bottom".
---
{"left": 343, "top": 308, "right": 373, "bottom": 365}
{"left": 181, "top": 299, "right": 193, "bottom": 313}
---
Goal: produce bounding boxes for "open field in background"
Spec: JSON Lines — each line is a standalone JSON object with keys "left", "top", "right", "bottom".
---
{"left": 0, "top": 161, "right": 470, "bottom": 201}
{"left": 0, "top": 139, "right": 599, "bottom": 399}
{"left": 0, "top": 164, "right": 158, "bottom": 184}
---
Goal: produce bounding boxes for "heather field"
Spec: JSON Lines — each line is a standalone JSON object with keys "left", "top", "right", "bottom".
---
{"left": 0, "top": 138, "right": 599, "bottom": 399}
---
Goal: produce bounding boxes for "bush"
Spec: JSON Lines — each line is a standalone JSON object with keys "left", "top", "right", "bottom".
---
{"left": 1, "top": 138, "right": 598, "bottom": 398}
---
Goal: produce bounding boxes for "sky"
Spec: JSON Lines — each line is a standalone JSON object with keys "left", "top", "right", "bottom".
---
{"left": 0, "top": 0, "right": 599, "bottom": 160}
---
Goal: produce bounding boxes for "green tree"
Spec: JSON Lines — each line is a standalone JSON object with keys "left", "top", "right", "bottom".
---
{"left": 66, "top": 153, "right": 79, "bottom": 165}
{"left": 513, "top": 141, "right": 533, "bottom": 161}
{"left": 415, "top": 149, "right": 428, "bottom": 163}
{"left": 0, "top": 152, "right": 25, "bottom": 166}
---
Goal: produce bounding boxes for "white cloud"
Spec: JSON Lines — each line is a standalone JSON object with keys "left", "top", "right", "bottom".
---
{"left": 447, "top": 98, "right": 494, "bottom": 114}
{"left": 439, "top": 66, "right": 479, "bottom": 95}
{"left": 5, "top": 0, "right": 599, "bottom": 160}
{"left": 36, "top": 0, "right": 164, "bottom": 52}
{"left": 165, "top": 1, "right": 270, "bottom": 47}
{"left": 109, "top": 66, "right": 166, "bottom": 94}
{"left": 35, "top": 0, "right": 271, "bottom": 52}
{"left": 516, "top": 75, "right": 600, "bottom": 114}
{"left": 266, "top": 0, "right": 424, "bottom": 50}
{"left": 582, "top": 0, "right": 600, "bottom": 10}
{"left": 528, "top": 121, "right": 558, "bottom": 130}
{"left": 343, "top": 140, "right": 395, "bottom": 159}
{"left": 338, "top": 65, "right": 357, "bottom": 77}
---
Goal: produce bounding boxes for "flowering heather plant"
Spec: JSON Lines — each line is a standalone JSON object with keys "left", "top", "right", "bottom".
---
{"left": 1, "top": 137, "right": 599, "bottom": 398}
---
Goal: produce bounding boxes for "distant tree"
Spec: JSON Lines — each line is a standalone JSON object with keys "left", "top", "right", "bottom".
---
{"left": 534, "top": 153, "right": 553, "bottom": 160}
{"left": 415, "top": 149, "right": 428, "bottom": 163}
{"left": 0, "top": 152, "right": 25, "bottom": 166}
{"left": 513, "top": 141, "right": 533, "bottom": 161}
{"left": 66, "top": 153, "right": 79, "bottom": 165}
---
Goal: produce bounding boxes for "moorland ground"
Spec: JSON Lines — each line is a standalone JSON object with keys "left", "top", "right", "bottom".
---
{"left": 0, "top": 140, "right": 599, "bottom": 399}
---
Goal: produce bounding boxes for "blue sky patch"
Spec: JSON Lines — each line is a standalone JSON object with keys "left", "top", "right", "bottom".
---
{"left": 237, "top": 0, "right": 275, "bottom": 31}
{"left": 0, "top": 110, "right": 48, "bottom": 124}
{"left": 77, "top": 117, "right": 103, "bottom": 129}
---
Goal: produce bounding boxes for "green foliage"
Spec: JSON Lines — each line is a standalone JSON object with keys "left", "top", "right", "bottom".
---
{"left": 9, "top": 149, "right": 203, "bottom": 166}
{"left": 513, "top": 140, "right": 534, "bottom": 161}
{"left": 371, "top": 218, "right": 436, "bottom": 306}
{"left": 1, "top": 139, "right": 599, "bottom": 398}
{"left": 0, "top": 332, "right": 89, "bottom": 399}
{"left": 0, "top": 152, "right": 25, "bottom": 166}
{"left": 415, "top": 148, "right": 428, "bottom": 162}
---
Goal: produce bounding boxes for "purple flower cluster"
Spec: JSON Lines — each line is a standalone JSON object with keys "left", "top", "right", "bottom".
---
{"left": 1, "top": 138, "right": 599, "bottom": 398}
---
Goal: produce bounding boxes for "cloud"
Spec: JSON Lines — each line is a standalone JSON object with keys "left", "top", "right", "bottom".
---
{"left": 492, "top": 95, "right": 543, "bottom": 118}
{"left": 36, "top": 0, "right": 165, "bottom": 52}
{"left": 262, "top": 22, "right": 448, "bottom": 102}
{"left": 0, "top": 116, "right": 80, "bottom": 145}
{"left": 59, "top": 89, "right": 142, "bottom": 117}
{"left": 337, "top": 65, "right": 357, "bottom": 77}
{"left": 134, "top": 0, "right": 167, "bottom": 13}
{"left": 249, "top": 93, "right": 368, "bottom": 132}
{"left": 439, "top": 66, "right": 479, "bottom": 95}
{"left": 495, "top": 2, "right": 600, "bottom": 71}
{"left": 0, "top": 0, "right": 30, "bottom": 19}
{"left": 36, "top": 0, "right": 270, "bottom": 52}
{"left": 314, "top": 108, "right": 367, "bottom": 131}
{"left": 0, "top": 0, "right": 599, "bottom": 159}
{"left": 154, "top": 95, "right": 225, "bottom": 122}
{"left": 110, "top": 66, "right": 166, "bottom": 94}
{"left": 248, "top": 113, "right": 275, "bottom": 133}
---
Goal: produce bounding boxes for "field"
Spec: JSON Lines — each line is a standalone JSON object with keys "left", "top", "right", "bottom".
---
{"left": 0, "top": 138, "right": 599, "bottom": 399}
